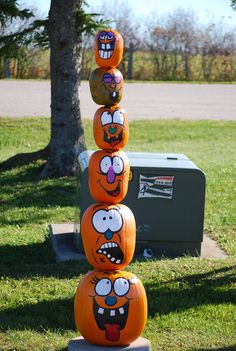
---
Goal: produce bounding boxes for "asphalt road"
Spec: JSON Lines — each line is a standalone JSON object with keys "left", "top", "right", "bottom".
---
{"left": 0, "top": 80, "right": 235, "bottom": 120}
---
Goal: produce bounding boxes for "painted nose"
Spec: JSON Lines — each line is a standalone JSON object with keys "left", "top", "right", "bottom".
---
{"left": 110, "top": 83, "right": 116, "bottom": 88}
{"left": 107, "top": 166, "right": 115, "bottom": 184}
{"left": 105, "top": 296, "right": 117, "bottom": 306}
{"left": 108, "top": 126, "right": 117, "bottom": 134}
{"left": 104, "top": 229, "right": 113, "bottom": 240}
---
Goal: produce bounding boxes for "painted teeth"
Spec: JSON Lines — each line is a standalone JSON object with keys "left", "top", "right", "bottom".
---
{"left": 119, "top": 307, "right": 124, "bottom": 315}
{"left": 99, "top": 50, "right": 113, "bottom": 59}
{"left": 97, "top": 243, "right": 122, "bottom": 264}
{"left": 98, "top": 307, "right": 124, "bottom": 316}
{"left": 110, "top": 310, "right": 115, "bottom": 316}
{"left": 113, "top": 92, "right": 117, "bottom": 97}
{"left": 101, "top": 243, "right": 118, "bottom": 249}
{"left": 98, "top": 308, "right": 104, "bottom": 314}
{"left": 101, "top": 43, "right": 105, "bottom": 49}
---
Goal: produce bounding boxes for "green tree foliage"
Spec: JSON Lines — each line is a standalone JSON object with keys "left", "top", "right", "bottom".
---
{"left": 0, "top": 0, "right": 107, "bottom": 76}
{"left": 0, "top": 0, "right": 32, "bottom": 25}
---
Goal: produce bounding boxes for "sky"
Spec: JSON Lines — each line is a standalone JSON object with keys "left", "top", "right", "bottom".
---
{"left": 20, "top": 0, "right": 236, "bottom": 28}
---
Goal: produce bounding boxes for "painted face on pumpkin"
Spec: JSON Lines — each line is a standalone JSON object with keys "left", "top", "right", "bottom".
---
{"left": 94, "top": 106, "right": 128, "bottom": 150}
{"left": 103, "top": 71, "right": 123, "bottom": 103}
{"left": 97, "top": 30, "right": 116, "bottom": 60}
{"left": 92, "top": 273, "right": 131, "bottom": 342}
{"left": 81, "top": 203, "right": 136, "bottom": 270}
{"left": 89, "top": 68, "right": 124, "bottom": 106}
{"left": 89, "top": 150, "right": 130, "bottom": 204}
{"left": 95, "top": 29, "right": 124, "bottom": 68}
{"left": 74, "top": 270, "right": 147, "bottom": 346}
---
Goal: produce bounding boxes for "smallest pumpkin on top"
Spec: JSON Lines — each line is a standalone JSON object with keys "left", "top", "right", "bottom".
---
{"left": 95, "top": 29, "right": 124, "bottom": 68}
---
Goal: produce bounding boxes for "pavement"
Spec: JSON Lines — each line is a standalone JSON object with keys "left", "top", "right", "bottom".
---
{"left": 0, "top": 80, "right": 236, "bottom": 120}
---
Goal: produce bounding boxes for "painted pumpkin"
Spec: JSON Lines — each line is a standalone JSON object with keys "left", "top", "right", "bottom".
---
{"left": 81, "top": 203, "right": 136, "bottom": 270}
{"left": 95, "top": 29, "right": 124, "bottom": 68}
{"left": 93, "top": 105, "right": 129, "bottom": 150}
{"left": 74, "top": 270, "right": 147, "bottom": 346}
{"left": 88, "top": 150, "right": 130, "bottom": 204}
{"left": 89, "top": 67, "right": 123, "bottom": 106}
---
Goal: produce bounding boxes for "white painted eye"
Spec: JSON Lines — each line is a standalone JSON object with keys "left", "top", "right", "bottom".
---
{"left": 106, "top": 209, "right": 123, "bottom": 232}
{"left": 113, "top": 278, "right": 130, "bottom": 296}
{"left": 113, "top": 110, "right": 124, "bottom": 125}
{"left": 92, "top": 209, "right": 123, "bottom": 233}
{"left": 112, "top": 156, "right": 124, "bottom": 174}
{"left": 100, "top": 156, "right": 112, "bottom": 174}
{"left": 92, "top": 210, "right": 109, "bottom": 233}
{"left": 95, "top": 278, "right": 112, "bottom": 296}
{"left": 101, "top": 111, "right": 112, "bottom": 126}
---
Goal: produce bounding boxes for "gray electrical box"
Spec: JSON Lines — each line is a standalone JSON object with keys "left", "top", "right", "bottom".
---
{"left": 75, "top": 151, "right": 206, "bottom": 257}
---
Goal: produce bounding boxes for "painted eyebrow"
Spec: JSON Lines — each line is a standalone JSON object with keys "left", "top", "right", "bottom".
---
{"left": 103, "top": 271, "right": 110, "bottom": 275}
{"left": 93, "top": 204, "right": 103, "bottom": 211}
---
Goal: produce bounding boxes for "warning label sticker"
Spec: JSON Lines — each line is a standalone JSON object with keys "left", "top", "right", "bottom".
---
{"left": 138, "top": 175, "right": 175, "bottom": 199}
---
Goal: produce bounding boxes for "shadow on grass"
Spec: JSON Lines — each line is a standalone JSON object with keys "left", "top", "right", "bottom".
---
{"left": 0, "top": 264, "right": 235, "bottom": 333}
{"left": 1, "top": 164, "right": 78, "bottom": 225}
{"left": 0, "top": 236, "right": 91, "bottom": 278}
{"left": 146, "top": 264, "right": 236, "bottom": 317}
{"left": 0, "top": 297, "right": 75, "bottom": 332}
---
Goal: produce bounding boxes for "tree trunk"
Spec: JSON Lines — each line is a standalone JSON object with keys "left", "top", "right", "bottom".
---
{"left": 40, "top": 0, "right": 86, "bottom": 178}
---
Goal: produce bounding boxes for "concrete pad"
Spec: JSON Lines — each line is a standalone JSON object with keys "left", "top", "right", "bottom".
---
{"left": 49, "top": 223, "right": 227, "bottom": 262}
{"left": 68, "top": 336, "right": 151, "bottom": 351}
{"left": 49, "top": 223, "right": 85, "bottom": 262}
{"left": 201, "top": 234, "right": 228, "bottom": 259}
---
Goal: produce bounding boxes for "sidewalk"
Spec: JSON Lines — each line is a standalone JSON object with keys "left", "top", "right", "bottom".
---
{"left": 0, "top": 80, "right": 235, "bottom": 120}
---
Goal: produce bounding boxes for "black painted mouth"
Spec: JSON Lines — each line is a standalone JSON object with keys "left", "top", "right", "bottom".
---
{"left": 99, "top": 181, "right": 121, "bottom": 197}
{"left": 93, "top": 299, "right": 129, "bottom": 342}
{"left": 97, "top": 242, "right": 124, "bottom": 264}
{"left": 104, "top": 130, "right": 123, "bottom": 147}
{"left": 98, "top": 39, "right": 115, "bottom": 59}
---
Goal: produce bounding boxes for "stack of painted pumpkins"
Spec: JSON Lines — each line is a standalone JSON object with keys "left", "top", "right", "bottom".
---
{"left": 74, "top": 29, "right": 147, "bottom": 346}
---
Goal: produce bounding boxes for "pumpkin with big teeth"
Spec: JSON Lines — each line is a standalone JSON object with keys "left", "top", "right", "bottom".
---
{"left": 94, "top": 29, "right": 124, "bottom": 68}
{"left": 74, "top": 270, "right": 147, "bottom": 346}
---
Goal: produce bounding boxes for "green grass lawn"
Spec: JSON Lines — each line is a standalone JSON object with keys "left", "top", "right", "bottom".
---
{"left": 0, "top": 117, "right": 235, "bottom": 351}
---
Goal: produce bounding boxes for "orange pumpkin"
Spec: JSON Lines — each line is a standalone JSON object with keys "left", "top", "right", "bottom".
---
{"left": 89, "top": 67, "right": 123, "bottom": 106}
{"left": 93, "top": 105, "right": 129, "bottom": 150}
{"left": 94, "top": 29, "right": 124, "bottom": 68}
{"left": 88, "top": 150, "right": 130, "bottom": 204}
{"left": 81, "top": 203, "right": 136, "bottom": 270}
{"left": 74, "top": 270, "right": 147, "bottom": 346}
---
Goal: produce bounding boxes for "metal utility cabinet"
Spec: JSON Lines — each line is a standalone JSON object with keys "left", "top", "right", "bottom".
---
{"left": 75, "top": 151, "right": 206, "bottom": 257}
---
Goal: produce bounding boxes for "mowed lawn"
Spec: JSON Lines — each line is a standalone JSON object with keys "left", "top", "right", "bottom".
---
{"left": 0, "top": 117, "right": 235, "bottom": 351}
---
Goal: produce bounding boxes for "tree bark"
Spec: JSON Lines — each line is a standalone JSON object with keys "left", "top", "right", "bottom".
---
{"left": 40, "top": 0, "right": 86, "bottom": 178}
